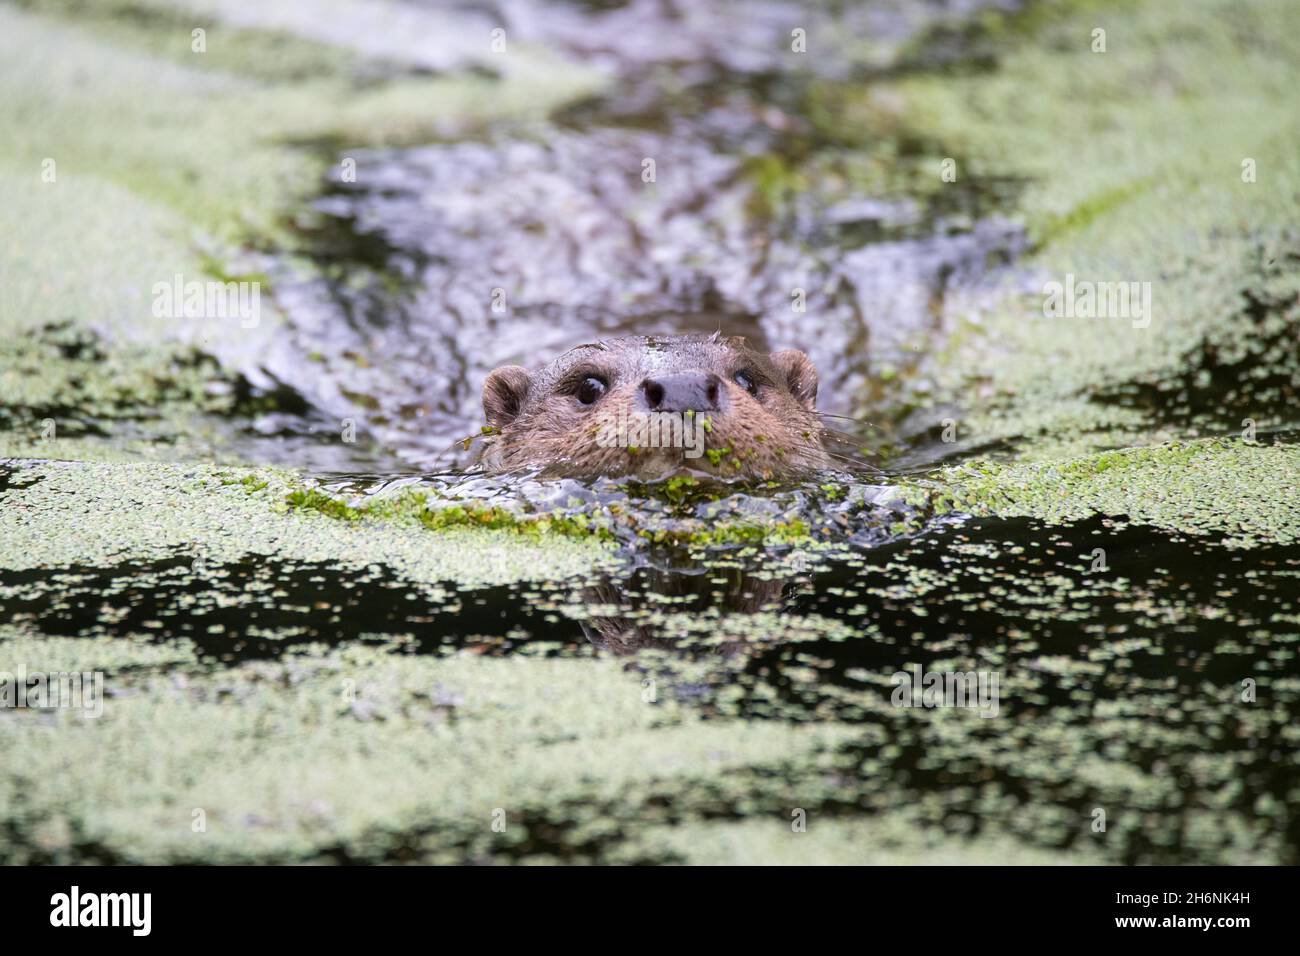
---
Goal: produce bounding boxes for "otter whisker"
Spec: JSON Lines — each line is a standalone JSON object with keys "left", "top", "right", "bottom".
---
{"left": 815, "top": 448, "right": 886, "bottom": 475}
{"left": 817, "top": 412, "right": 880, "bottom": 430}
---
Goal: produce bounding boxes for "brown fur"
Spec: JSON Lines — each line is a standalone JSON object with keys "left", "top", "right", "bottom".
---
{"left": 476, "top": 333, "right": 831, "bottom": 480}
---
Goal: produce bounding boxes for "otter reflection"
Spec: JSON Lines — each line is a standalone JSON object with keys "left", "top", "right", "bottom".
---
{"left": 574, "top": 560, "right": 808, "bottom": 655}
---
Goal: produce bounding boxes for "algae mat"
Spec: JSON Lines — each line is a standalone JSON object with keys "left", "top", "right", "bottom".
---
{"left": 2, "top": 451, "right": 1298, "bottom": 864}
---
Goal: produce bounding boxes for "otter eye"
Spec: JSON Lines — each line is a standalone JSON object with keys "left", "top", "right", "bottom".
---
{"left": 575, "top": 376, "right": 608, "bottom": 405}
{"left": 734, "top": 370, "right": 759, "bottom": 396}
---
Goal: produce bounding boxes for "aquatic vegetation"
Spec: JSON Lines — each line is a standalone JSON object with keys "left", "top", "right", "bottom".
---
{"left": 889, "top": 0, "right": 1300, "bottom": 454}
{"left": 0, "top": 461, "right": 616, "bottom": 587}
{"left": 4, "top": 493, "right": 1296, "bottom": 864}
{"left": 923, "top": 438, "right": 1300, "bottom": 548}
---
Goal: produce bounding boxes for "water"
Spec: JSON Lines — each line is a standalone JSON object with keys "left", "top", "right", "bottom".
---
{"left": 7, "top": 0, "right": 1296, "bottom": 865}
{"left": 8, "top": 475, "right": 1296, "bottom": 863}
{"left": 223, "top": 0, "right": 1028, "bottom": 471}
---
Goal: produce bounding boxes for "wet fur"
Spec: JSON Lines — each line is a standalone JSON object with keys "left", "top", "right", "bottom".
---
{"left": 477, "top": 333, "right": 830, "bottom": 480}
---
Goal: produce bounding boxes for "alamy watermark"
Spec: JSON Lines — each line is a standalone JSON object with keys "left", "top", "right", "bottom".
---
{"left": 50, "top": 886, "right": 150, "bottom": 935}
{"left": 1042, "top": 273, "right": 1152, "bottom": 329}
{"left": 595, "top": 408, "right": 707, "bottom": 459}
{"left": 0, "top": 666, "right": 104, "bottom": 718}
{"left": 152, "top": 273, "right": 260, "bottom": 328}
{"left": 891, "top": 663, "right": 1000, "bottom": 718}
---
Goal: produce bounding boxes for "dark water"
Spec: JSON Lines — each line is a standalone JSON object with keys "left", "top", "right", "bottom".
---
{"left": 8, "top": 495, "right": 1297, "bottom": 863}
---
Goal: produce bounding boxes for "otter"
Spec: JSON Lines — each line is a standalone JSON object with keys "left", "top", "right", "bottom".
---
{"left": 477, "top": 333, "right": 830, "bottom": 479}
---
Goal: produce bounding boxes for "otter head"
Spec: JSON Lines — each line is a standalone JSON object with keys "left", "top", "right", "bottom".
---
{"left": 477, "top": 333, "right": 830, "bottom": 480}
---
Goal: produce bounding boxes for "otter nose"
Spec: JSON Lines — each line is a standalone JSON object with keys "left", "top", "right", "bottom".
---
{"left": 640, "top": 372, "right": 722, "bottom": 413}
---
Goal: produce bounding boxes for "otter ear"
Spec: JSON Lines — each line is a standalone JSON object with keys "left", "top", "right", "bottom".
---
{"left": 482, "top": 365, "right": 532, "bottom": 428}
{"left": 769, "top": 349, "right": 818, "bottom": 409}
